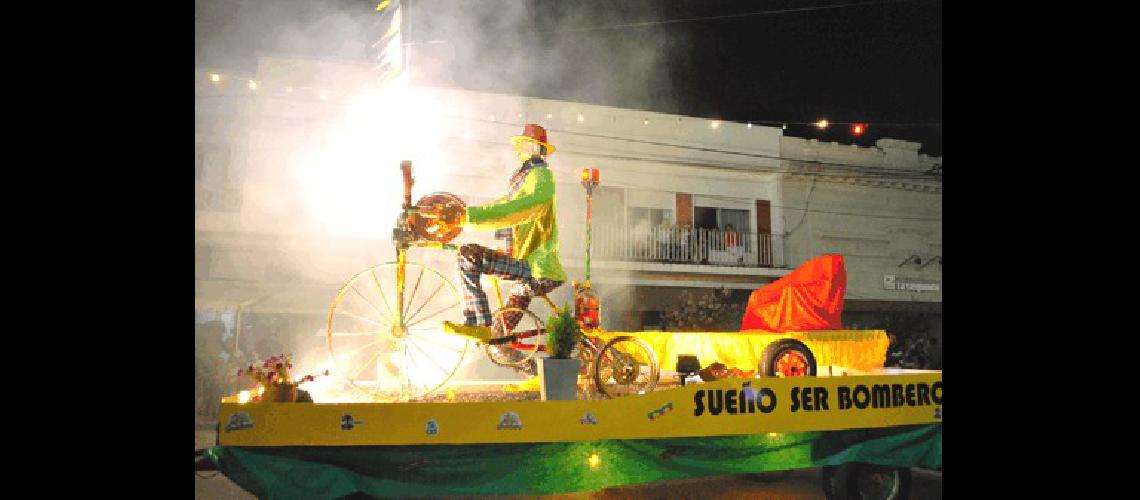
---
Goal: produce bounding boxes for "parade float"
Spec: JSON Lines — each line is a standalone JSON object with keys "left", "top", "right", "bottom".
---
{"left": 198, "top": 161, "right": 941, "bottom": 500}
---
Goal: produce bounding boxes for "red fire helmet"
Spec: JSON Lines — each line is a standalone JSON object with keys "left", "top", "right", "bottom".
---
{"left": 510, "top": 123, "right": 557, "bottom": 155}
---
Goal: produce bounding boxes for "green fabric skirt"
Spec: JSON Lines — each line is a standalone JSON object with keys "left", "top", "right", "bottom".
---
{"left": 207, "top": 424, "right": 940, "bottom": 498}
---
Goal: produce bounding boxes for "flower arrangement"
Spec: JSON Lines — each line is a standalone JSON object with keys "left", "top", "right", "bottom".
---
{"left": 237, "top": 354, "right": 328, "bottom": 403}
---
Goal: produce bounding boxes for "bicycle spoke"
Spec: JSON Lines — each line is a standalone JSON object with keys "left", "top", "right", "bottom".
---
{"left": 404, "top": 266, "right": 425, "bottom": 318}
{"left": 349, "top": 284, "right": 390, "bottom": 323}
{"left": 408, "top": 337, "right": 453, "bottom": 378}
{"left": 333, "top": 339, "right": 384, "bottom": 361}
{"left": 407, "top": 329, "right": 467, "bottom": 353}
{"left": 350, "top": 350, "right": 384, "bottom": 381}
{"left": 405, "top": 281, "right": 446, "bottom": 325}
{"left": 369, "top": 267, "right": 398, "bottom": 322}
{"left": 337, "top": 309, "right": 387, "bottom": 328}
{"left": 329, "top": 330, "right": 385, "bottom": 337}
{"left": 406, "top": 301, "right": 461, "bottom": 328}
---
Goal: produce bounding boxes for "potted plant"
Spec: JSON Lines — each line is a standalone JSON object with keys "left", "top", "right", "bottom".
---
{"left": 540, "top": 305, "right": 582, "bottom": 400}
{"left": 238, "top": 354, "right": 328, "bottom": 403}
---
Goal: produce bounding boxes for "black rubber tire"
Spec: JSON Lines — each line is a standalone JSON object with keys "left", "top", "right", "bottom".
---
{"left": 759, "top": 339, "right": 817, "bottom": 377}
{"left": 821, "top": 466, "right": 840, "bottom": 499}
{"left": 827, "top": 463, "right": 912, "bottom": 500}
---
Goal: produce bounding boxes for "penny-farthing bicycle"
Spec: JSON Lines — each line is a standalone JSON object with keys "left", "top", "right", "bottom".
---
{"left": 326, "top": 161, "right": 659, "bottom": 401}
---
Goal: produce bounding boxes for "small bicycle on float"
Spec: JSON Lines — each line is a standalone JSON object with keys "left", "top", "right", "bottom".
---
{"left": 325, "top": 161, "right": 658, "bottom": 402}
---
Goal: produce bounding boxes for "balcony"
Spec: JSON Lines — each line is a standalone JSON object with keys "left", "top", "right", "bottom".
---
{"left": 589, "top": 225, "right": 784, "bottom": 268}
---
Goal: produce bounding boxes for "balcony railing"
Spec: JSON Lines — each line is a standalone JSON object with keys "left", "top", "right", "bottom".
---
{"left": 589, "top": 225, "right": 783, "bottom": 268}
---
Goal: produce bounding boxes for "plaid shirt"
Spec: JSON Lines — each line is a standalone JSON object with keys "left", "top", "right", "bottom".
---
{"left": 494, "top": 157, "right": 541, "bottom": 255}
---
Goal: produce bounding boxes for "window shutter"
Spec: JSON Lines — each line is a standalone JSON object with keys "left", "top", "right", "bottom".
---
{"left": 676, "top": 193, "right": 692, "bottom": 227}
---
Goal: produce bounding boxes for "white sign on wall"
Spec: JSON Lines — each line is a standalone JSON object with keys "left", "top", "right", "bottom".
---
{"left": 883, "top": 274, "right": 940, "bottom": 292}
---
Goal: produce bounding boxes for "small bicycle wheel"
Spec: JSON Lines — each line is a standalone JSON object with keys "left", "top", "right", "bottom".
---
{"left": 326, "top": 262, "right": 468, "bottom": 401}
{"left": 485, "top": 307, "right": 545, "bottom": 367}
{"left": 574, "top": 338, "right": 600, "bottom": 398}
{"left": 575, "top": 337, "right": 599, "bottom": 378}
{"left": 592, "top": 335, "right": 659, "bottom": 398}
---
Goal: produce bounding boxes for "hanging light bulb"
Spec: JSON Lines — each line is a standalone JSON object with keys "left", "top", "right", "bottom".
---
{"left": 815, "top": 119, "right": 829, "bottom": 129}
{"left": 209, "top": 73, "right": 221, "bottom": 83}
{"left": 577, "top": 114, "right": 585, "bottom": 123}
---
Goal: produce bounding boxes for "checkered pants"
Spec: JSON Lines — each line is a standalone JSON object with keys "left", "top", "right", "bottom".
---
{"left": 457, "top": 244, "right": 563, "bottom": 328}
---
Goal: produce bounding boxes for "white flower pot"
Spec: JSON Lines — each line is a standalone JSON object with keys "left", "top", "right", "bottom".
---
{"left": 539, "top": 357, "right": 580, "bottom": 401}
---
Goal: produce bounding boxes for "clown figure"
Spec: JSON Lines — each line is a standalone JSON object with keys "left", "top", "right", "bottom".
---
{"left": 440, "top": 124, "right": 567, "bottom": 375}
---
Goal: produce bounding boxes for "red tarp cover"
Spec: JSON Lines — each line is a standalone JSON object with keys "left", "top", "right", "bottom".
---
{"left": 741, "top": 254, "right": 846, "bottom": 332}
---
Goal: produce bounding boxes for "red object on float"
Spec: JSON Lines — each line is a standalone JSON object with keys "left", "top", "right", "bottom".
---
{"left": 574, "top": 281, "right": 600, "bottom": 330}
{"left": 740, "top": 254, "right": 846, "bottom": 332}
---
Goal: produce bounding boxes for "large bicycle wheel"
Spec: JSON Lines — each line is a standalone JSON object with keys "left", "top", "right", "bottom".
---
{"left": 485, "top": 307, "right": 545, "bottom": 367}
{"left": 326, "top": 262, "right": 468, "bottom": 401}
{"left": 592, "top": 335, "right": 659, "bottom": 398}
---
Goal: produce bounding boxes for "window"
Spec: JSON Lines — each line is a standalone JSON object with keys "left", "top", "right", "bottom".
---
{"left": 694, "top": 206, "right": 749, "bottom": 234}
{"left": 627, "top": 207, "right": 673, "bottom": 231}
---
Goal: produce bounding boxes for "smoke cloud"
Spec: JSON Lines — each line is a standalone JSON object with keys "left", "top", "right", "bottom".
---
{"left": 197, "top": 0, "right": 700, "bottom": 400}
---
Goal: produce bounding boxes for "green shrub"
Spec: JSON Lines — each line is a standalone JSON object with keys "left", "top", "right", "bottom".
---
{"left": 545, "top": 305, "right": 581, "bottom": 359}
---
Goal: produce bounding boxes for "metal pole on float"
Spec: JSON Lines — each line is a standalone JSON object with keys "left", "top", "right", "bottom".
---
{"left": 398, "top": 160, "right": 414, "bottom": 400}
{"left": 582, "top": 168, "right": 597, "bottom": 281}
{"left": 575, "top": 168, "right": 601, "bottom": 330}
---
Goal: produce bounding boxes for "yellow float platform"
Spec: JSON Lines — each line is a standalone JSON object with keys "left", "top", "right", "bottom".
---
{"left": 217, "top": 368, "right": 940, "bottom": 447}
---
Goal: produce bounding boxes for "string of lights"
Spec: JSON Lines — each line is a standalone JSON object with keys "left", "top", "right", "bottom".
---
{"left": 196, "top": 70, "right": 942, "bottom": 182}
{"left": 483, "top": 134, "right": 942, "bottom": 182}
{"left": 196, "top": 70, "right": 941, "bottom": 137}
{"left": 397, "top": 0, "right": 923, "bottom": 39}
{"left": 457, "top": 115, "right": 939, "bottom": 180}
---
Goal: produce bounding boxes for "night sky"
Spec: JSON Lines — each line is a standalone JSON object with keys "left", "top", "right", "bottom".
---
{"left": 196, "top": 0, "right": 941, "bottom": 155}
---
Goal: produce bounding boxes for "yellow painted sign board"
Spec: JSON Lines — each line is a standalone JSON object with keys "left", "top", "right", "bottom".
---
{"left": 218, "top": 371, "right": 941, "bottom": 447}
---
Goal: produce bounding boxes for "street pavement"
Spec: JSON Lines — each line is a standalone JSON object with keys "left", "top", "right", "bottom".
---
{"left": 195, "top": 430, "right": 941, "bottom": 499}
